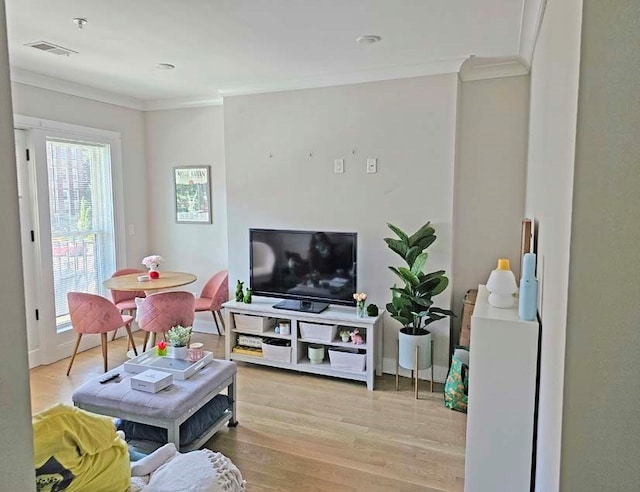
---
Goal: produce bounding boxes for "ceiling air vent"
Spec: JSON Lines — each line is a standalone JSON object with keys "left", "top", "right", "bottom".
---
{"left": 26, "top": 41, "right": 77, "bottom": 56}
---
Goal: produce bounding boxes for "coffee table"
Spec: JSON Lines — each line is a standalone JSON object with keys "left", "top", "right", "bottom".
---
{"left": 72, "top": 358, "right": 238, "bottom": 452}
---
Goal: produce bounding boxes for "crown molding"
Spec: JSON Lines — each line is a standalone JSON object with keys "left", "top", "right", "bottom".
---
{"left": 10, "top": 68, "right": 146, "bottom": 111}
{"left": 458, "top": 56, "right": 529, "bottom": 82}
{"left": 143, "top": 96, "right": 223, "bottom": 111}
{"left": 218, "top": 58, "right": 467, "bottom": 97}
{"left": 518, "top": 0, "right": 548, "bottom": 66}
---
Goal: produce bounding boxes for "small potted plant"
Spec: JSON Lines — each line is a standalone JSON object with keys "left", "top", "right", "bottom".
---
{"left": 166, "top": 325, "right": 192, "bottom": 359}
{"left": 339, "top": 329, "right": 351, "bottom": 342}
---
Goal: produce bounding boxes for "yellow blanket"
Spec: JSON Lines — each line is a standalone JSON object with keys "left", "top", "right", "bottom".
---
{"left": 33, "top": 404, "right": 130, "bottom": 492}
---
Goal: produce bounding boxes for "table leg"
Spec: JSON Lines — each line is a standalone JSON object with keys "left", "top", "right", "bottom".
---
{"left": 167, "top": 421, "right": 180, "bottom": 449}
{"left": 228, "top": 373, "right": 238, "bottom": 427}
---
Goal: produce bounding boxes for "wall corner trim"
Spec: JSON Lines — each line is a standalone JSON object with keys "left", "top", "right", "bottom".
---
{"left": 459, "top": 56, "right": 530, "bottom": 82}
{"left": 518, "top": 0, "right": 548, "bottom": 65}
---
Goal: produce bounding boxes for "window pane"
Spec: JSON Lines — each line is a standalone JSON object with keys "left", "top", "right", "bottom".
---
{"left": 46, "top": 139, "right": 115, "bottom": 330}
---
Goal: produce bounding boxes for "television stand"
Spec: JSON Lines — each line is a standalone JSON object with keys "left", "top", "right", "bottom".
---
{"left": 273, "top": 299, "right": 329, "bottom": 314}
{"left": 223, "top": 297, "right": 384, "bottom": 390}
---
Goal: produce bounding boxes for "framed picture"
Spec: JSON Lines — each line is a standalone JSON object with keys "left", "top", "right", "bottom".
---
{"left": 173, "top": 166, "right": 212, "bottom": 224}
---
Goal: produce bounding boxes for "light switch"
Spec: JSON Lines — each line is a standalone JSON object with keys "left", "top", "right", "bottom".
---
{"left": 334, "top": 158, "right": 344, "bottom": 174}
{"left": 128, "top": 224, "right": 135, "bottom": 236}
{"left": 367, "top": 158, "right": 377, "bottom": 173}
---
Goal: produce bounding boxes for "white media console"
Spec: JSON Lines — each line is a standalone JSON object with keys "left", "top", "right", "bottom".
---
{"left": 223, "top": 297, "right": 384, "bottom": 390}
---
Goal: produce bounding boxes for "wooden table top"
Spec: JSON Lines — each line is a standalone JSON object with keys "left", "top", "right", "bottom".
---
{"left": 103, "top": 271, "right": 197, "bottom": 292}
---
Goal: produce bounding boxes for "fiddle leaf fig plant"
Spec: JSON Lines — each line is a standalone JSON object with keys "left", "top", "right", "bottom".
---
{"left": 385, "top": 221, "right": 454, "bottom": 335}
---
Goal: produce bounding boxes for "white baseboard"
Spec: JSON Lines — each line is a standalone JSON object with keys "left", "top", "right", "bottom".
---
{"left": 382, "top": 357, "right": 448, "bottom": 383}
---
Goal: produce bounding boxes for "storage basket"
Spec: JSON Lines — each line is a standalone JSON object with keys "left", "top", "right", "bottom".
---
{"left": 328, "top": 347, "right": 366, "bottom": 372}
{"left": 459, "top": 289, "right": 477, "bottom": 346}
{"left": 234, "top": 314, "right": 275, "bottom": 334}
{"left": 299, "top": 321, "right": 337, "bottom": 342}
{"left": 262, "top": 339, "right": 291, "bottom": 363}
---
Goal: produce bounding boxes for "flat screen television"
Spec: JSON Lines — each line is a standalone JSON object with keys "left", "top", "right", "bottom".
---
{"left": 249, "top": 228, "right": 357, "bottom": 313}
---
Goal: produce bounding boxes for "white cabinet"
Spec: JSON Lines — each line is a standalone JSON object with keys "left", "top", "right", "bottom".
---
{"left": 465, "top": 285, "right": 539, "bottom": 492}
{"left": 223, "top": 297, "right": 384, "bottom": 390}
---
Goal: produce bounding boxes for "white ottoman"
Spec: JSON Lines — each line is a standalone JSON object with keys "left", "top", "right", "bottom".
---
{"left": 72, "top": 359, "right": 238, "bottom": 452}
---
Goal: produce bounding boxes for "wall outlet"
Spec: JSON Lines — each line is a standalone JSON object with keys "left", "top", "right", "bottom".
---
{"left": 367, "top": 158, "right": 377, "bottom": 173}
{"left": 334, "top": 158, "right": 344, "bottom": 174}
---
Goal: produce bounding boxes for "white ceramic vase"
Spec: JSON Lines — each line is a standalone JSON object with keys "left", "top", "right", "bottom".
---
{"left": 398, "top": 328, "right": 432, "bottom": 370}
{"left": 171, "top": 346, "right": 189, "bottom": 360}
{"left": 308, "top": 345, "right": 325, "bottom": 364}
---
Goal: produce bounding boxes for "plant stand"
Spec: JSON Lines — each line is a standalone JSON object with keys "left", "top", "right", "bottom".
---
{"left": 395, "top": 337, "right": 433, "bottom": 399}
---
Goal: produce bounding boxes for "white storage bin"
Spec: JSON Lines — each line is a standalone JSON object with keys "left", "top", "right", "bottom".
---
{"left": 328, "top": 348, "right": 366, "bottom": 372}
{"left": 262, "top": 340, "right": 291, "bottom": 363}
{"left": 299, "top": 321, "right": 337, "bottom": 342}
{"left": 234, "top": 314, "right": 275, "bottom": 333}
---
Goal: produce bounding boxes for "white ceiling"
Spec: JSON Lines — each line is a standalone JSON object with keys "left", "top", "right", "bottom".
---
{"left": 5, "top": 0, "right": 535, "bottom": 110}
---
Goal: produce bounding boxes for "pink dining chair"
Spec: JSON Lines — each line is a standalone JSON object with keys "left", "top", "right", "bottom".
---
{"left": 66, "top": 292, "right": 138, "bottom": 376}
{"left": 108, "top": 268, "right": 146, "bottom": 342}
{"left": 194, "top": 270, "right": 229, "bottom": 336}
{"left": 138, "top": 291, "right": 195, "bottom": 351}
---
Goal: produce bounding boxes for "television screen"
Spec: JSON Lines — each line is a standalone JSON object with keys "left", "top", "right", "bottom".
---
{"left": 250, "top": 229, "right": 357, "bottom": 311}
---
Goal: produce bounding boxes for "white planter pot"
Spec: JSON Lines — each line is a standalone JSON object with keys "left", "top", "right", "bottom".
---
{"left": 308, "top": 345, "right": 325, "bottom": 364}
{"left": 398, "top": 328, "right": 432, "bottom": 370}
{"left": 171, "top": 346, "right": 189, "bottom": 360}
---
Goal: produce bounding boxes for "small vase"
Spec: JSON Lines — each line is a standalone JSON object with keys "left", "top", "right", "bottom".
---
{"left": 171, "top": 346, "right": 189, "bottom": 359}
{"left": 149, "top": 268, "right": 160, "bottom": 279}
{"left": 356, "top": 302, "right": 366, "bottom": 318}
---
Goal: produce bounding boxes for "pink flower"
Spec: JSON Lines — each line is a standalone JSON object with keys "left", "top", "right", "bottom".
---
{"left": 142, "top": 255, "right": 164, "bottom": 269}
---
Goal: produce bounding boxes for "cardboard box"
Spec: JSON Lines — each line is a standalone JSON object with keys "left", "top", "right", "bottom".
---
{"left": 130, "top": 369, "right": 173, "bottom": 393}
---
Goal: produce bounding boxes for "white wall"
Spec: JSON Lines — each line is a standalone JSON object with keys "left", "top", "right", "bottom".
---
{"left": 0, "top": 0, "right": 35, "bottom": 488}
{"left": 560, "top": 0, "right": 640, "bottom": 489}
{"left": 452, "top": 75, "right": 529, "bottom": 343}
{"left": 525, "top": 0, "right": 583, "bottom": 490}
{"left": 144, "top": 106, "right": 228, "bottom": 332}
{"left": 10, "top": 82, "right": 149, "bottom": 269}
{"left": 224, "top": 75, "right": 457, "bottom": 381}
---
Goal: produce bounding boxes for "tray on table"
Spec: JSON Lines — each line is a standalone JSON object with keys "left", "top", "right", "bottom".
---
{"left": 124, "top": 350, "right": 214, "bottom": 380}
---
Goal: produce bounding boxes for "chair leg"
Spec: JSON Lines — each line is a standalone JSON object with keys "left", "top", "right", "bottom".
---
{"left": 66, "top": 333, "right": 83, "bottom": 376}
{"left": 111, "top": 328, "right": 119, "bottom": 342}
{"left": 216, "top": 310, "right": 226, "bottom": 333}
{"left": 101, "top": 333, "right": 108, "bottom": 373}
{"left": 143, "top": 332, "right": 150, "bottom": 352}
{"left": 212, "top": 311, "right": 222, "bottom": 336}
{"left": 151, "top": 332, "right": 157, "bottom": 348}
{"left": 125, "top": 322, "right": 138, "bottom": 356}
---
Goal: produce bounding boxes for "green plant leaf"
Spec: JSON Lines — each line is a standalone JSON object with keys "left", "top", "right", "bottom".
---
{"left": 429, "top": 307, "right": 456, "bottom": 317}
{"left": 410, "top": 252, "right": 428, "bottom": 275}
{"left": 387, "top": 223, "right": 410, "bottom": 244}
{"left": 413, "top": 296, "right": 433, "bottom": 308}
{"left": 431, "top": 276, "right": 449, "bottom": 296}
{"left": 417, "top": 277, "right": 441, "bottom": 293}
{"left": 384, "top": 238, "right": 409, "bottom": 258}
{"left": 408, "top": 222, "right": 434, "bottom": 247}
{"left": 405, "top": 246, "right": 422, "bottom": 268}
{"left": 396, "top": 267, "right": 420, "bottom": 287}
{"left": 414, "top": 234, "right": 436, "bottom": 251}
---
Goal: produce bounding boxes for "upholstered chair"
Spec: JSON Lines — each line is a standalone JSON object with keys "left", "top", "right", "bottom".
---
{"left": 194, "top": 270, "right": 229, "bottom": 335}
{"left": 109, "top": 268, "right": 146, "bottom": 341}
{"left": 138, "top": 291, "right": 195, "bottom": 351}
{"left": 67, "top": 292, "right": 138, "bottom": 375}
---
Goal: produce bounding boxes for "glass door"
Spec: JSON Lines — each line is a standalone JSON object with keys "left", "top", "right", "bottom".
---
{"left": 16, "top": 123, "right": 120, "bottom": 366}
{"left": 46, "top": 138, "right": 116, "bottom": 332}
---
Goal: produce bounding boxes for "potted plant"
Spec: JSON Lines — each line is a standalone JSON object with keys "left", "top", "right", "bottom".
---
{"left": 339, "top": 329, "right": 351, "bottom": 342}
{"left": 385, "top": 221, "right": 454, "bottom": 372}
{"left": 166, "top": 325, "right": 192, "bottom": 359}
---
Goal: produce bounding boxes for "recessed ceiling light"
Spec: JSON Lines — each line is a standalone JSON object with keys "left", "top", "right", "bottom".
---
{"left": 155, "top": 63, "right": 175, "bottom": 70}
{"left": 73, "top": 18, "right": 88, "bottom": 30}
{"left": 356, "top": 35, "right": 382, "bottom": 45}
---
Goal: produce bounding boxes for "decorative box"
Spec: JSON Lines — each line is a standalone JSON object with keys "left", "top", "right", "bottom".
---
{"left": 233, "top": 314, "right": 276, "bottom": 333}
{"left": 130, "top": 369, "right": 173, "bottom": 393}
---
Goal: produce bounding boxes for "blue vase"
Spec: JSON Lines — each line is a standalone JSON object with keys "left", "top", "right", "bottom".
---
{"left": 518, "top": 253, "right": 538, "bottom": 321}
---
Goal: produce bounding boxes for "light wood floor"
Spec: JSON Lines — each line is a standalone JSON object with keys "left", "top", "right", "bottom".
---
{"left": 30, "top": 332, "right": 467, "bottom": 491}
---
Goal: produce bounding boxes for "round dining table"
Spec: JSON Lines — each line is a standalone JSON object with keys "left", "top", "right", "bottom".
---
{"left": 103, "top": 271, "right": 197, "bottom": 358}
{"left": 103, "top": 271, "right": 197, "bottom": 294}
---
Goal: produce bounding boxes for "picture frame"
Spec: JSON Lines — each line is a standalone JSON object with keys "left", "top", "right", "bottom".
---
{"left": 173, "top": 166, "right": 212, "bottom": 224}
